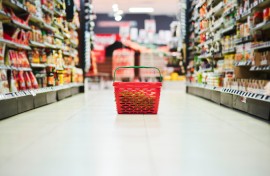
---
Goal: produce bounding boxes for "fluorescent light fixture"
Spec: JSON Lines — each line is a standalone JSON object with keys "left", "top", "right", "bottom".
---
{"left": 117, "top": 10, "right": 124, "bottom": 15}
{"left": 129, "top": 7, "right": 154, "bottom": 13}
{"left": 115, "top": 15, "right": 122, "bottom": 21}
{"left": 112, "top": 4, "right": 118, "bottom": 11}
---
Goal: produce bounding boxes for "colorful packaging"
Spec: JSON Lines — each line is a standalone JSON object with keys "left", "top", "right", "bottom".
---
{"left": 0, "top": 69, "right": 10, "bottom": 93}
{"left": 23, "top": 72, "right": 32, "bottom": 89}
{"left": 28, "top": 71, "right": 39, "bottom": 89}
{"left": 17, "top": 71, "right": 26, "bottom": 91}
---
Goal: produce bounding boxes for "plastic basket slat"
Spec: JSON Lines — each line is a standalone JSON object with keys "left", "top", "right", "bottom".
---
{"left": 113, "top": 82, "right": 162, "bottom": 114}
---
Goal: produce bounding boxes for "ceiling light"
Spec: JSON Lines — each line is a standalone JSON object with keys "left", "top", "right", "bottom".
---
{"left": 115, "top": 15, "right": 122, "bottom": 21}
{"left": 128, "top": 7, "right": 154, "bottom": 13}
{"left": 117, "top": 10, "right": 124, "bottom": 15}
{"left": 112, "top": 4, "right": 118, "bottom": 11}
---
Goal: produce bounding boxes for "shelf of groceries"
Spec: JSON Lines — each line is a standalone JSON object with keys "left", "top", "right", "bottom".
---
{"left": 0, "top": 0, "right": 82, "bottom": 97}
{"left": 187, "top": 0, "right": 270, "bottom": 109}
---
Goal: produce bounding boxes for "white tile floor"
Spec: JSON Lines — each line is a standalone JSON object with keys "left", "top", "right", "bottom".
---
{"left": 0, "top": 83, "right": 270, "bottom": 176}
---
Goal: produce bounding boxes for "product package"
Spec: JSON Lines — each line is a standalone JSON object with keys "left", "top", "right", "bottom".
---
{"left": 0, "top": 69, "right": 9, "bottom": 94}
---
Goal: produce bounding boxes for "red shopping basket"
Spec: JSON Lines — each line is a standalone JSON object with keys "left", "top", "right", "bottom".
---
{"left": 113, "top": 66, "right": 162, "bottom": 114}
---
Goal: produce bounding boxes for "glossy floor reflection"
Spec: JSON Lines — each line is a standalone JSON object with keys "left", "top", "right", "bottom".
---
{"left": 0, "top": 84, "right": 270, "bottom": 176}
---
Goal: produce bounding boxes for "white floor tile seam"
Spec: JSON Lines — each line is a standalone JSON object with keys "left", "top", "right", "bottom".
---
{"left": 0, "top": 95, "right": 90, "bottom": 168}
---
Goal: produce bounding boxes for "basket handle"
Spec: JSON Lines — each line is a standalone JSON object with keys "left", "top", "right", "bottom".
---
{"left": 113, "top": 66, "right": 162, "bottom": 82}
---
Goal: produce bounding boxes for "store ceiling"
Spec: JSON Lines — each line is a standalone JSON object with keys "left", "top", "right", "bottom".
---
{"left": 92, "top": 0, "right": 180, "bottom": 15}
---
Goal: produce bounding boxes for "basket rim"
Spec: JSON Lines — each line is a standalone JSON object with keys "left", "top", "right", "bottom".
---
{"left": 113, "top": 82, "right": 162, "bottom": 86}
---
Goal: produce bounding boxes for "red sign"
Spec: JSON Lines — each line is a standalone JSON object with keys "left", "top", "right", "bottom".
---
{"left": 92, "top": 48, "right": 105, "bottom": 64}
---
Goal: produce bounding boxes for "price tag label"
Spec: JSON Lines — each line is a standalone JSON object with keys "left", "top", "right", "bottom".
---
{"left": 256, "top": 94, "right": 264, "bottom": 99}
{"left": 29, "top": 90, "right": 36, "bottom": 96}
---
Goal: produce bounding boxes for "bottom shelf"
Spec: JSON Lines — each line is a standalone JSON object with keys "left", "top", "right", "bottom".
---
{"left": 186, "top": 84, "right": 270, "bottom": 120}
{"left": 0, "top": 83, "right": 84, "bottom": 120}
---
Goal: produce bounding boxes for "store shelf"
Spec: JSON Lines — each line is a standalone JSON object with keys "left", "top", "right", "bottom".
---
{"left": 70, "top": 40, "right": 78, "bottom": 48}
{"left": 196, "top": 0, "right": 206, "bottom": 9}
{"left": 211, "top": 19, "right": 223, "bottom": 31}
{"left": 223, "top": 5, "right": 236, "bottom": 17}
{"left": 199, "top": 40, "right": 212, "bottom": 47}
{"left": 188, "top": 46, "right": 195, "bottom": 51}
{"left": 250, "top": 65, "right": 270, "bottom": 71}
{"left": 253, "top": 0, "right": 270, "bottom": 10}
{"left": 68, "top": 23, "right": 77, "bottom": 30}
{"left": 253, "top": 21, "right": 270, "bottom": 31}
{"left": 221, "top": 25, "right": 236, "bottom": 35}
{"left": 213, "top": 53, "right": 223, "bottom": 58}
{"left": 212, "top": 2, "right": 224, "bottom": 17}
{"left": 234, "top": 60, "right": 252, "bottom": 66}
{"left": 0, "top": 65, "right": 11, "bottom": 70}
{"left": 198, "top": 53, "right": 212, "bottom": 59}
{"left": 234, "top": 36, "right": 252, "bottom": 45}
{"left": 3, "top": 0, "right": 28, "bottom": 12}
{"left": 0, "top": 10, "right": 11, "bottom": 19}
{"left": 31, "top": 63, "right": 46, "bottom": 68}
{"left": 224, "top": 68, "right": 234, "bottom": 72}
{"left": 44, "top": 43, "right": 63, "bottom": 50}
{"left": 2, "top": 19, "right": 31, "bottom": 31}
{"left": 54, "top": 9, "right": 65, "bottom": 17}
{"left": 29, "top": 41, "right": 45, "bottom": 48}
{"left": 42, "top": 5, "right": 54, "bottom": 15}
{"left": 200, "top": 28, "right": 210, "bottom": 34}
{"left": 54, "top": 0, "right": 63, "bottom": 5}
{"left": 221, "top": 88, "right": 270, "bottom": 103}
{"left": 54, "top": 33, "right": 64, "bottom": 40}
{"left": 43, "top": 23, "right": 56, "bottom": 32}
{"left": 10, "top": 66, "right": 32, "bottom": 71}
{"left": 63, "top": 32, "right": 71, "bottom": 39}
{"left": 0, "top": 38, "right": 31, "bottom": 50}
{"left": 236, "top": 9, "right": 251, "bottom": 22}
{"left": 29, "top": 15, "right": 44, "bottom": 25}
{"left": 222, "top": 48, "right": 236, "bottom": 54}
{"left": 187, "top": 84, "right": 270, "bottom": 103}
{"left": 63, "top": 65, "right": 74, "bottom": 69}
{"left": 252, "top": 42, "right": 270, "bottom": 50}
{"left": 46, "top": 64, "right": 56, "bottom": 67}
{"left": 44, "top": 42, "right": 56, "bottom": 49}
{"left": 53, "top": 22, "right": 63, "bottom": 30}
{"left": 212, "top": 36, "right": 222, "bottom": 43}
{"left": 0, "top": 83, "right": 84, "bottom": 119}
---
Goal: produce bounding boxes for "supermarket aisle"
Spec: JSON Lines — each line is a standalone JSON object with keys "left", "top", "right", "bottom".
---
{"left": 0, "top": 85, "right": 270, "bottom": 176}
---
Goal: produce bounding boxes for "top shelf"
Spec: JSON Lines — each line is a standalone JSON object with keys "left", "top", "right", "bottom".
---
{"left": 196, "top": 0, "right": 206, "bottom": 9}
{"left": 253, "top": 0, "right": 270, "bottom": 10}
{"left": 3, "top": 0, "right": 28, "bottom": 13}
{"left": 42, "top": 5, "right": 54, "bottom": 15}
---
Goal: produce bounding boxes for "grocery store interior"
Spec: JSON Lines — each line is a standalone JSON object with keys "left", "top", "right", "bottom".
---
{"left": 0, "top": 0, "right": 270, "bottom": 176}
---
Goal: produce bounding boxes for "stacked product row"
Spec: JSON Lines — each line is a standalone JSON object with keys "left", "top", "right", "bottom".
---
{"left": 0, "top": 0, "right": 83, "bottom": 94}
{"left": 187, "top": 0, "right": 270, "bottom": 97}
